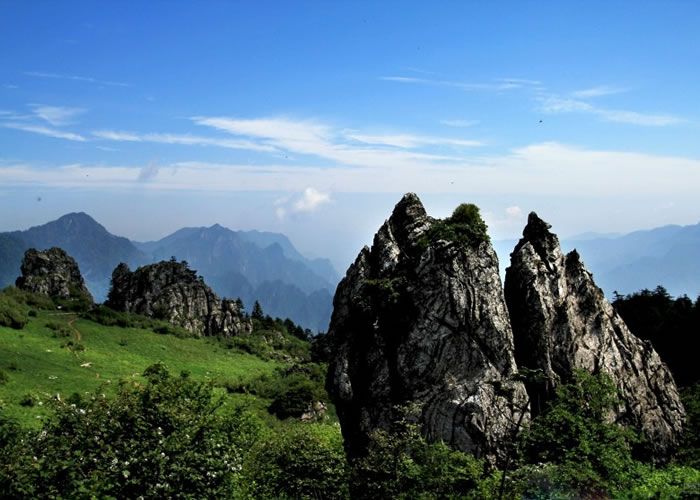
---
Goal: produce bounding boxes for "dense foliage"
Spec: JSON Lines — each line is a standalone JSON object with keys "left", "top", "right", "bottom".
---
{"left": 419, "top": 202, "right": 490, "bottom": 249}
{"left": 0, "top": 365, "right": 262, "bottom": 499}
{"left": 613, "top": 285, "right": 699, "bottom": 386}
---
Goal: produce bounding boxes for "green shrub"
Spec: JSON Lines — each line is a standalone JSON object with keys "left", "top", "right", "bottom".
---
{"left": 243, "top": 424, "right": 349, "bottom": 499}
{"left": 19, "top": 393, "right": 36, "bottom": 407}
{"left": 0, "top": 369, "right": 9, "bottom": 385}
{"left": 519, "top": 370, "right": 639, "bottom": 497}
{"left": 1, "top": 367, "right": 264, "bottom": 499}
{"left": 351, "top": 403, "right": 492, "bottom": 499}
{"left": 0, "top": 295, "right": 26, "bottom": 329}
{"left": 419, "top": 202, "right": 490, "bottom": 249}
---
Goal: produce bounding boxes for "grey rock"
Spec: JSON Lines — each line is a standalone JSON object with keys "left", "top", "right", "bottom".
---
{"left": 16, "top": 247, "right": 93, "bottom": 303}
{"left": 106, "top": 259, "right": 251, "bottom": 337}
{"left": 327, "top": 193, "right": 529, "bottom": 461}
{"left": 504, "top": 212, "right": 685, "bottom": 460}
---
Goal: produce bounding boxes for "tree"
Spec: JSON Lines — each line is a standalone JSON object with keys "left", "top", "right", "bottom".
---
{"left": 251, "top": 300, "right": 264, "bottom": 320}
{"left": 519, "top": 370, "right": 638, "bottom": 498}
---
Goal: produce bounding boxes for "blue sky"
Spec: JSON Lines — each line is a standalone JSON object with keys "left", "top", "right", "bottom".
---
{"left": 2, "top": 1, "right": 700, "bottom": 270}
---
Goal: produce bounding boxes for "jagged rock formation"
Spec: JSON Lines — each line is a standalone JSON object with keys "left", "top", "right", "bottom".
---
{"left": 106, "top": 259, "right": 251, "bottom": 337}
{"left": 327, "top": 193, "right": 529, "bottom": 461}
{"left": 504, "top": 212, "right": 685, "bottom": 459}
{"left": 16, "top": 247, "right": 93, "bottom": 303}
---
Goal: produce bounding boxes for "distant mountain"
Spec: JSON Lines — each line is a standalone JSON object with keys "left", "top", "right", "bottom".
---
{"left": 0, "top": 215, "right": 339, "bottom": 332}
{"left": 561, "top": 223, "right": 700, "bottom": 299}
{"left": 0, "top": 213, "right": 149, "bottom": 300}
{"left": 493, "top": 222, "right": 700, "bottom": 299}
{"left": 134, "top": 224, "right": 338, "bottom": 332}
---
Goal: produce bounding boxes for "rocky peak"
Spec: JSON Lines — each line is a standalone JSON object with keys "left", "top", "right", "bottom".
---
{"left": 504, "top": 212, "right": 685, "bottom": 460}
{"left": 15, "top": 247, "right": 93, "bottom": 303}
{"left": 106, "top": 259, "right": 251, "bottom": 337}
{"left": 327, "top": 194, "right": 528, "bottom": 461}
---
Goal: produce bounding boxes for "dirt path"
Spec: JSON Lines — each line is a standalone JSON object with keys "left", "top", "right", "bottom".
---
{"left": 67, "top": 317, "right": 82, "bottom": 342}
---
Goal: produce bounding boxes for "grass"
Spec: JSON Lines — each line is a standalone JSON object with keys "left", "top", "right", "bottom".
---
{"left": 0, "top": 310, "right": 283, "bottom": 426}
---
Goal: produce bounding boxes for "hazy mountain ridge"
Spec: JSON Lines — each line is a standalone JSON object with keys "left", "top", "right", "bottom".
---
{"left": 0, "top": 213, "right": 149, "bottom": 300}
{"left": 0, "top": 214, "right": 337, "bottom": 332}
{"left": 493, "top": 222, "right": 700, "bottom": 299}
{"left": 135, "top": 224, "right": 337, "bottom": 331}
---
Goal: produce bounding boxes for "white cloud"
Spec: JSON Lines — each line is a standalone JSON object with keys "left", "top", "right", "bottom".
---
{"left": 440, "top": 119, "right": 480, "bottom": 128}
{"left": 3, "top": 143, "right": 700, "bottom": 201}
{"left": 293, "top": 187, "right": 331, "bottom": 212}
{"left": 344, "top": 132, "right": 482, "bottom": 149}
{"left": 571, "top": 86, "right": 627, "bottom": 98}
{"left": 25, "top": 71, "right": 130, "bottom": 87}
{"left": 0, "top": 122, "right": 86, "bottom": 141}
{"left": 379, "top": 76, "right": 523, "bottom": 91}
{"left": 598, "top": 109, "right": 681, "bottom": 126}
{"left": 505, "top": 206, "right": 522, "bottom": 217}
{"left": 538, "top": 95, "right": 682, "bottom": 126}
{"left": 92, "top": 130, "right": 276, "bottom": 152}
{"left": 193, "top": 116, "right": 475, "bottom": 167}
{"left": 30, "top": 105, "right": 85, "bottom": 126}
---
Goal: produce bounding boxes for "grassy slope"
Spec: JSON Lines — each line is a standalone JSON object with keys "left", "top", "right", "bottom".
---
{"left": 0, "top": 310, "right": 281, "bottom": 426}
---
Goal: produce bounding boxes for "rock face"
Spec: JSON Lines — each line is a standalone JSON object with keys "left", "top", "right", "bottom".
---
{"left": 106, "top": 259, "right": 251, "bottom": 337}
{"left": 327, "top": 193, "right": 529, "bottom": 460}
{"left": 504, "top": 212, "right": 685, "bottom": 459}
{"left": 16, "top": 247, "right": 93, "bottom": 302}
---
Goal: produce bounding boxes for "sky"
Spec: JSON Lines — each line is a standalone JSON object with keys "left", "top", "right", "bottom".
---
{"left": 1, "top": 1, "right": 700, "bottom": 272}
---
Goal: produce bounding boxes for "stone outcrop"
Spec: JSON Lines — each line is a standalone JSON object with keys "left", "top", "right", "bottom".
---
{"left": 504, "top": 212, "right": 685, "bottom": 459}
{"left": 16, "top": 247, "right": 93, "bottom": 303}
{"left": 327, "top": 193, "right": 529, "bottom": 461}
{"left": 106, "top": 259, "right": 251, "bottom": 337}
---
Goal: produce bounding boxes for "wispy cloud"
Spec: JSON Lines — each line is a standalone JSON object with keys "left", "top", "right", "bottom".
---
{"left": 139, "top": 160, "right": 159, "bottom": 181}
{"left": 24, "top": 71, "right": 130, "bottom": 87}
{"left": 440, "top": 119, "right": 480, "bottom": 128}
{"left": 92, "top": 130, "right": 276, "bottom": 152}
{"left": 571, "top": 85, "right": 627, "bottom": 99}
{"left": 379, "top": 75, "right": 522, "bottom": 91}
{"left": 0, "top": 122, "right": 87, "bottom": 141}
{"left": 497, "top": 78, "right": 542, "bottom": 86}
{"left": 538, "top": 95, "right": 682, "bottom": 126}
{"left": 344, "top": 132, "right": 482, "bottom": 148}
{"left": 192, "top": 116, "right": 479, "bottom": 167}
{"left": 3, "top": 143, "right": 700, "bottom": 200}
{"left": 30, "top": 104, "right": 85, "bottom": 126}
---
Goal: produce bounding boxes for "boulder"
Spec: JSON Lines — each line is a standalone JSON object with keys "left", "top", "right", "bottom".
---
{"left": 16, "top": 247, "right": 93, "bottom": 303}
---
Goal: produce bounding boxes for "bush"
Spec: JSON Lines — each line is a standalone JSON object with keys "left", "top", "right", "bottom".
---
{"left": 0, "top": 367, "right": 264, "bottom": 499}
{"left": 0, "top": 369, "right": 8, "bottom": 385}
{"left": 243, "top": 424, "right": 349, "bottom": 499}
{"left": 419, "top": 202, "right": 490, "bottom": 249}
{"left": 351, "top": 403, "right": 492, "bottom": 499}
{"left": 19, "top": 393, "right": 36, "bottom": 407}
{"left": 519, "top": 370, "right": 639, "bottom": 497}
{"left": 0, "top": 294, "right": 26, "bottom": 329}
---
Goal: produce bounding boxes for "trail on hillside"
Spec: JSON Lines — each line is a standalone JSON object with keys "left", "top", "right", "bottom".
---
{"left": 67, "top": 317, "right": 82, "bottom": 342}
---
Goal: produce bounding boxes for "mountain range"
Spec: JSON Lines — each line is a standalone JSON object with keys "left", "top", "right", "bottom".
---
{"left": 492, "top": 221, "right": 700, "bottom": 299}
{"left": 0, "top": 213, "right": 339, "bottom": 332}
